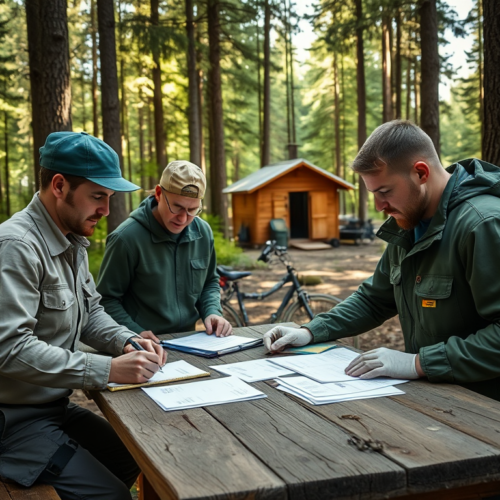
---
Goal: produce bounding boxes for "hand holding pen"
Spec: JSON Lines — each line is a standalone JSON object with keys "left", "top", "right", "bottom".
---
{"left": 127, "top": 338, "right": 165, "bottom": 373}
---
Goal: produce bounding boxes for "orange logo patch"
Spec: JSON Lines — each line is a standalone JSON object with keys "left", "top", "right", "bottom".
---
{"left": 422, "top": 300, "right": 437, "bottom": 308}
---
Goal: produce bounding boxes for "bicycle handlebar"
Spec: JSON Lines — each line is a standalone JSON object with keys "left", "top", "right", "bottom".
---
{"left": 257, "top": 240, "right": 288, "bottom": 263}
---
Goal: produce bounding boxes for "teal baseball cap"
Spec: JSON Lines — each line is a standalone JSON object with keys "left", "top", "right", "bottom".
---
{"left": 39, "top": 131, "right": 140, "bottom": 192}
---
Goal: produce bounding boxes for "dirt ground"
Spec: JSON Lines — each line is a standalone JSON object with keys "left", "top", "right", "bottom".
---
{"left": 70, "top": 238, "right": 404, "bottom": 414}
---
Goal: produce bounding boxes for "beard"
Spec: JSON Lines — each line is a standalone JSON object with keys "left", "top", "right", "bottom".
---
{"left": 385, "top": 181, "right": 428, "bottom": 230}
{"left": 61, "top": 190, "right": 102, "bottom": 237}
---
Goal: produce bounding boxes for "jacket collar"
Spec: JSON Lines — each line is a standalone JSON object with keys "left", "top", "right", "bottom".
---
{"left": 376, "top": 167, "right": 459, "bottom": 254}
{"left": 27, "top": 194, "right": 90, "bottom": 257}
{"left": 145, "top": 197, "right": 203, "bottom": 244}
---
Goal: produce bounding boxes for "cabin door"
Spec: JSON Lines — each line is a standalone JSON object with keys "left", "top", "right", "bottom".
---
{"left": 309, "top": 191, "right": 329, "bottom": 240}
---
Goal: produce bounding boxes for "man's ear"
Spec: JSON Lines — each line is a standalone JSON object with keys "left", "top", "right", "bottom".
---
{"left": 51, "top": 174, "right": 67, "bottom": 199}
{"left": 413, "top": 161, "right": 430, "bottom": 184}
{"left": 154, "top": 185, "right": 162, "bottom": 202}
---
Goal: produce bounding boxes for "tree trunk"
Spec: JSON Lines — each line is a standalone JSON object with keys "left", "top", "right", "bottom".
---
{"left": 138, "top": 90, "right": 146, "bottom": 197}
{"left": 477, "top": 0, "right": 484, "bottom": 146}
{"left": 97, "top": 0, "right": 128, "bottom": 233}
{"left": 333, "top": 51, "right": 341, "bottom": 176}
{"left": 196, "top": 26, "right": 206, "bottom": 175}
{"left": 91, "top": 0, "right": 99, "bottom": 137}
{"left": 151, "top": 0, "right": 167, "bottom": 177}
{"left": 382, "top": 13, "right": 392, "bottom": 122}
{"left": 288, "top": 2, "right": 297, "bottom": 150}
{"left": 261, "top": 0, "right": 271, "bottom": 167}
{"left": 395, "top": 9, "right": 402, "bottom": 119}
{"left": 256, "top": 12, "right": 262, "bottom": 165}
{"left": 207, "top": 0, "right": 228, "bottom": 234}
{"left": 186, "top": 0, "right": 201, "bottom": 167}
{"left": 482, "top": 0, "right": 500, "bottom": 164}
{"left": 355, "top": 0, "right": 368, "bottom": 223}
{"left": 147, "top": 96, "right": 155, "bottom": 189}
{"left": 4, "top": 112, "right": 10, "bottom": 218}
{"left": 26, "top": 0, "right": 72, "bottom": 190}
{"left": 420, "top": 0, "right": 440, "bottom": 155}
{"left": 406, "top": 31, "right": 412, "bottom": 120}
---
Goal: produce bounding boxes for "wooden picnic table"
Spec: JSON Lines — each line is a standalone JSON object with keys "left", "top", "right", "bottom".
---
{"left": 90, "top": 324, "right": 500, "bottom": 500}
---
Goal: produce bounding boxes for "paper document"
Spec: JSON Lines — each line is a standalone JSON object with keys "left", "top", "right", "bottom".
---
{"left": 142, "top": 376, "right": 266, "bottom": 411}
{"left": 107, "top": 360, "right": 209, "bottom": 391}
{"left": 282, "top": 343, "right": 338, "bottom": 355}
{"left": 276, "top": 383, "right": 405, "bottom": 405}
{"left": 210, "top": 359, "right": 295, "bottom": 382}
{"left": 275, "top": 375, "right": 407, "bottom": 404}
{"left": 161, "top": 332, "right": 263, "bottom": 358}
{"left": 269, "top": 347, "right": 367, "bottom": 383}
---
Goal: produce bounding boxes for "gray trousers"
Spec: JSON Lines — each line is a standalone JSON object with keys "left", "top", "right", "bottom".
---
{"left": 0, "top": 398, "right": 140, "bottom": 500}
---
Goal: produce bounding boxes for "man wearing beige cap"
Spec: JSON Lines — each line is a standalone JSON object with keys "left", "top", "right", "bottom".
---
{"left": 97, "top": 160, "right": 232, "bottom": 338}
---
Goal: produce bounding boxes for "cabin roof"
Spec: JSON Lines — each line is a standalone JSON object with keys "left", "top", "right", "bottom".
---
{"left": 222, "top": 158, "right": 355, "bottom": 194}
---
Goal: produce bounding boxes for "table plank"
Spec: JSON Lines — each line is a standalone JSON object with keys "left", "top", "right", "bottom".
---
{"left": 389, "top": 379, "right": 500, "bottom": 449}
{"left": 292, "top": 391, "right": 500, "bottom": 491}
{"left": 92, "top": 388, "right": 285, "bottom": 500}
{"left": 178, "top": 351, "right": 406, "bottom": 499}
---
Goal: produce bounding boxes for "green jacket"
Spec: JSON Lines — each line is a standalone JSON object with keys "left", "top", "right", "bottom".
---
{"left": 97, "top": 197, "right": 222, "bottom": 335}
{"left": 305, "top": 159, "right": 500, "bottom": 400}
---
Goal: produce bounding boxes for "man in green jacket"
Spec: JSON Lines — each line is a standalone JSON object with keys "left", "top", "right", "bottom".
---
{"left": 97, "top": 160, "right": 232, "bottom": 338}
{"left": 264, "top": 120, "right": 500, "bottom": 400}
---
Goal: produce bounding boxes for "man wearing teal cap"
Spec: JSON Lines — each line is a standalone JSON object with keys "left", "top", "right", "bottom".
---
{"left": 0, "top": 132, "right": 166, "bottom": 499}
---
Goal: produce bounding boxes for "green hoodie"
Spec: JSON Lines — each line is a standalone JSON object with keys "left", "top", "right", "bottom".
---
{"left": 305, "top": 158, "right": 500, "bottom": 400}
{"left": 97, "top": 197, "right": 222, "bottom": 335}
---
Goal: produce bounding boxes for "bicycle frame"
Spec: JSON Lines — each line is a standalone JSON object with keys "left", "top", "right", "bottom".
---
{"left": 227, "top": 264, "right": 314, "bottom": 325}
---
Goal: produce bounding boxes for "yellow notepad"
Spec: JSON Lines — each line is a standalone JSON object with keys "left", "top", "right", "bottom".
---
{"left": 107, "top": 360, "right": 210, "bottom": 392}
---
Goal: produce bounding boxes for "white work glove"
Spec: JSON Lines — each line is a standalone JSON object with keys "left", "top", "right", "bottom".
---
{"left": 345, "top": 347, "right": 419, "bottom": 380}
{"left": 263, "top": 326, "right": 313, "bottom": 352}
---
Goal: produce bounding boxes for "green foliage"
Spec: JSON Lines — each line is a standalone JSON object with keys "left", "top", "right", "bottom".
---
{"left": 201, "top": 213, "right": 244, "bottom": 266}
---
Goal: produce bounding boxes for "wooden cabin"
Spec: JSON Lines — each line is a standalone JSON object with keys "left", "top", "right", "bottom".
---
{"left": 222, "top": 158, "right": 355, "bottom": 245}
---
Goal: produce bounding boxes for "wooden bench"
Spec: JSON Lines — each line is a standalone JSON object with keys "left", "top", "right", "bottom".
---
{"left": 0, "top": 479, "right": 60, "bottom": 500}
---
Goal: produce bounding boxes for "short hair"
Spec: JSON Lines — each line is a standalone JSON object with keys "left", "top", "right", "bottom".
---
{"left": 39, "top": 167, "right": 88, "bottom": 191}
{"left": 352, "top": 120, "right": 440, "bottom": 174}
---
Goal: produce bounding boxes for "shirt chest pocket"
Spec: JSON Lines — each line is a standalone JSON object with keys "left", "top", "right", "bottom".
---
{"left": 36, "top": 286, "right": 75, "bottom": 340}
{"left": 389, "top": 265, "right": 405, "bottom": 318}
{"left": 190, "top": 258, "right": 209, "bottom": 296}
{"left": 81, "top": 283, "right": 93, "bottom": 328}
{"left": 414, "top": 275, "right": 459, "bottom": 339}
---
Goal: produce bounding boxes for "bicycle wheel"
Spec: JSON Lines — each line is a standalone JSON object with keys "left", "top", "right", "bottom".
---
{"left": 283, "top": 293, "right": 341, "bottom": 324}
{"left": 222, "top": 303, "right": 244, "bottom": 328}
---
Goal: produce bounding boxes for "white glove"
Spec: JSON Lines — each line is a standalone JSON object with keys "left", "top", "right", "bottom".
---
{"left": 345, "top": 347, "right": 419, "bottom": 380}
{"left": 263, "top": 326, "right": 313, "bottom": 352}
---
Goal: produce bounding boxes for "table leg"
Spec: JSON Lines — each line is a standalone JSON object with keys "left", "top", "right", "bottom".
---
{"left": 137, "top": 472, "right": 161, "bottom": 500}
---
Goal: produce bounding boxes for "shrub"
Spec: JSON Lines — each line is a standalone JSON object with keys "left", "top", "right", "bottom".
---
{"left": 201, "top": 213, "right": 243, "bottom": 266}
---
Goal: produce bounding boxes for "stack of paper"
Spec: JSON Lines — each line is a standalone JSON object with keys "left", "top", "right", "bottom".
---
{"left": 275, "top": 375, "right": 406, "bottom": 405}
{"left": 268, "top": 347, "right": 366, "bottom": 383}
{"left": 142, "top": 376, "right": 266, "bottom": 411}
{"left": 210, "top": 358, "right": 295, "bottom": 382}
{"left": 107, "top": 360, "right": 209, "bottom": 391}
{"left": 161, "top": 332, "right": 262, "bottom": 358}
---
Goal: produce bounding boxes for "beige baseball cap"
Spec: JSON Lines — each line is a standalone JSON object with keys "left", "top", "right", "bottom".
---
{"left": 159, "top": 160, "right": 206, "bottom": 199}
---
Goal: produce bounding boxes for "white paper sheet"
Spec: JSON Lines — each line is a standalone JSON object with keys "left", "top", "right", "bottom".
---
{"left": 269, "top": 347, "right": 376, "bottom": 383}
{"left": 142, "top": 376, "right": 267, "bottom": 411}
{"left": 210, "top": 359, "right": 295, "bottom": 382}
{"left": 107, "top": 360, "right": 208, "bottom": 388}
{"left": 162, "top": 332, "right": 259, "bottom": 351}
{"left": 276, "top": 383, "right": 405, "bottom": 405}
{"left": 275, "top": 375, "right": 407, "bottom": 402}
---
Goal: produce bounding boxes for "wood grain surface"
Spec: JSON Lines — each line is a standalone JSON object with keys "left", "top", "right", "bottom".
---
{"left": 91, "top": 324, "right": 500, "bottom": 500}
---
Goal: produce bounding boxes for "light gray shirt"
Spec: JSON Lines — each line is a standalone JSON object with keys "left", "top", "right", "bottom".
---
{"left": 0, "top": 194, "right": 134, "bottom": 404}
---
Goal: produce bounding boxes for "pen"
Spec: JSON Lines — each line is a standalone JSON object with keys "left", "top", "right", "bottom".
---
{"left": 128, "top": 338, "right": 164, "bottom": 373}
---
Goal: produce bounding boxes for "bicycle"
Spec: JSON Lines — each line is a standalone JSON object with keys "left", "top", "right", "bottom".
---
{"left": 217, "top": 240, "right": 342, "bottom": 328}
